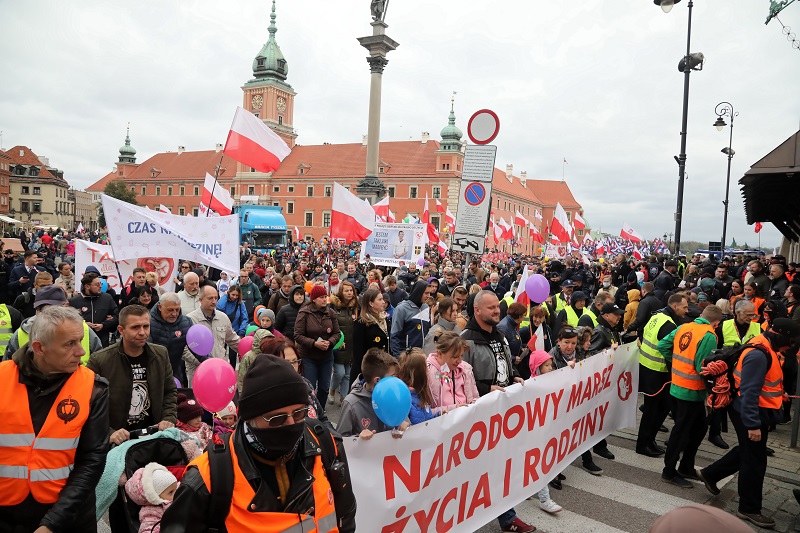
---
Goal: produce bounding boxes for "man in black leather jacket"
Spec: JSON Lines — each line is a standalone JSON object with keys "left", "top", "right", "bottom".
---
{"left": 588, "top": 303, "right": 624, "bottom": 355}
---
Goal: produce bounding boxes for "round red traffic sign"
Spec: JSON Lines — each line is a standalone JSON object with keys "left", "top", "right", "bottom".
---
{"left": 464, "top": 182, "right": 486, "bottom": 206}
{"left": 467, "top": 109, "right": 500, "bottom": 145}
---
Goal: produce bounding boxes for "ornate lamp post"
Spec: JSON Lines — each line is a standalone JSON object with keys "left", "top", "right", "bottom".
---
{"left": 713, "top": 101, "right": 737, "bottom": 253}
{"left": 355, "top": 0, "right": 399, "bottom": 204}
{"left": 654, "top": 0, "right": 704, "bottom": 255}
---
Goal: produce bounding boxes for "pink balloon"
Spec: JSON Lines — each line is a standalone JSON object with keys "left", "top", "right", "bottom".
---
{"left": 186, "top": 324, "right": 214, "bottom": 356}
{"left": 525, "top": 274, "right": 550, "bottom": 304}
{"left": 238, "top": 336, "right": 255, "bottom": 358}
{"left": 192, "top": 358, "right": 236, "bottom": 413}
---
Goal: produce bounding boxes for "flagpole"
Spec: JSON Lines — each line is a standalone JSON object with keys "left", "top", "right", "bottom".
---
{"left": 206, "top": 153, "right": 225, "bottom": 218}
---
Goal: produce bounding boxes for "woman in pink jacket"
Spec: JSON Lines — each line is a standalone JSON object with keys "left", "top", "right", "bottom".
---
{"left": 426, "top": 330, "right": 479, "bottom": 412}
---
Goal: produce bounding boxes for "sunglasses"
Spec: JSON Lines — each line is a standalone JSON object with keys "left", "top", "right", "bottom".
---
{"left": 181, "top": 265, "right": 190, "bottom": 269}
{"left": 259, "top": 406, "right": 309, "bottom": 428}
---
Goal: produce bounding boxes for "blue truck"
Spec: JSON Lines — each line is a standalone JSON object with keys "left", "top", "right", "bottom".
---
{"left": 236, "top": 204, "right": 288, "bottom": 253}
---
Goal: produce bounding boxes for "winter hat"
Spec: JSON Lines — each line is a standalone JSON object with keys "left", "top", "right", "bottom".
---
{"left": 626, "top": 271, "right": 638, "bottom": 283}
{"left": 216, "top": 401, "right": 237, "bottom": 419}
{"left": 151, "top": 468, "right": 177, "bottom": 498}
{"left": 176, "top": 393, "right": 203, "bottom": 423}
{"left": 571, "top": 291, "right": 588, "bottom": 303}
{"left": 699, "top": 278, "right": 716, "bottom": 292}
{"left": 309, "top": 285, "right": 327, "bottom": 301}
{"left": 257, "top": 307, "right": 276, "bottom": 323}
{"left": 142, "top": 463, "right": 177, "bottom": 505}
{"left": 239, "top": 354, "right": 308, "bottom": 421}
{"left": 528, "top": 350, "right": 553, "bottom": 377}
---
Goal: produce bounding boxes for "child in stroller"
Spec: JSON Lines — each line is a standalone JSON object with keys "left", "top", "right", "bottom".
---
{"left": 124, "top": 462, "right": 178, "bottom": 533}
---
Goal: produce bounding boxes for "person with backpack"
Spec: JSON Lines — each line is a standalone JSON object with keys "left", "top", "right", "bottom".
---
{"left": 698, "top": 319, "right": 800, "bottom": 530}
{"left": 160, "top": 354, "right": 356, "bottom": 533}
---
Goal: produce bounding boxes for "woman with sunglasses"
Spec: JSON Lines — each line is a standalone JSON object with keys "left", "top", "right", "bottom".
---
{"left": 161, "top": 353, "right": 355, "bottom": 532}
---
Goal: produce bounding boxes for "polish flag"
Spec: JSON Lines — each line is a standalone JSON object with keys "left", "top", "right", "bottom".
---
{"left": 490, "top": 218, "right": 503, "bottom": 242}
{"left": 427, "top": 221, "right": 440, "bottom": 244}
{"left": 435, "top": 199, "right": 445, "bottom": 213}
{"left": 498, "top": 217, "right": 514, "bottom": 240}
{"left": 534, "top": 210, "right": 543, "bottom": 221}
{"left": 330, "top": 182, "right": 375, "bottom": 243}
{"left": 550, "top": 203, "right": 572, "bottom": 243}
{"left": 515, "top": 266, "right": 530, "bottom": 306}
{"left": 76, "top": 222, "right": 85, "bottom": 234}
{"left": 422, "top": 196, "right": 430, "bottom": 224}
{"left": 158, "top": 205, "right": 172, "bottom": 214}
{"left": 445, "top": 208, "right": 456, "bottom": 231}
{"left": 595, "top": 239, "right": 606, "bottom": 256}
{"left": 293, "top": 226, "right": 301, "bottom": 241}
{"left": 437, "top": 240, "right": 448, "bottom": 257}
{"left": 573, "top": 212, "right": 586, "bottom": 231}
{"left": 530, "top": 224, "right": 544, "bottom": 244}
{"left": 199, "top": 173, "right": 234, "bottom": 216}
{"left": 223, "top": 106, "right": 292, "bottom": 173}
{"left": 620, "top": 222, "right": 643, "bottom": 244}
{"left": 514, "top": 210, "right": 528, "bottom": 228}
{"left": 388, "top": 210, "right": 396, "bottom": 223}
{"left": 373, "top": 196, "right": 390, "bottom": 220}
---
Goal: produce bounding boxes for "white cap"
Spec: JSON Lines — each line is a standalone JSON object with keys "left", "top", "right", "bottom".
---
{"left": 216, "top": 401, "right": 237, "bottom": 418}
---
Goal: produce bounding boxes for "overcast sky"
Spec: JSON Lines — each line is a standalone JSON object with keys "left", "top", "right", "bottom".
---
{"left": 2, "top": 0, "right": 798, "bottom": 248}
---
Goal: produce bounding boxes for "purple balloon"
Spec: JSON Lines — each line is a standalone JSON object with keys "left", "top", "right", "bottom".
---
{"left": 417, "top": 258, "right": 425, "bottom": 266}
{"left": 174, "top": 377, "right": 181, "bottom": 388}
{"left": 186, "top": 324, "right": 214, "bottom": 357}
{"left": 525, "top": 274, "right": 550, "bottom": 304}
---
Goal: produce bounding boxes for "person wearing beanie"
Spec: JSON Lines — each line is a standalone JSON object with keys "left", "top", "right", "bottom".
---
{"left": 293, "top": 283, "right": 340, "bottom": 408}
{"left": 162, "top": 355, "right": 357, "bottom": 532}
{"left": 175, "top": 393, "right": 213, "bottom": 459}
{"left": 213, "top": 401, "right": 238, "bottom": 437}
{"left": 553, "top": 290, "right": 587, "bottom": 334}
{"left": 124, "top": 462, "right": 179, "bottom": 533}
{"left": 274, "top": 284, "right": 306, "bottom": 338}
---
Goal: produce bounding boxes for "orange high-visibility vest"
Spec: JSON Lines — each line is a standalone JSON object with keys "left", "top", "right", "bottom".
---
{"left": 0, "top": 361, "right": 94, "bottom": 505}
{"left": 733, "top": 334, "right": 784, "bottom": 410}
{"left": 193, "top": 428, "right": 340, "bottom": 533}
{"left": 671, "top": 322, "right": 716, "bottom": 391}
{"left": 750, "top": 297, "right": 765, "bottom": 322}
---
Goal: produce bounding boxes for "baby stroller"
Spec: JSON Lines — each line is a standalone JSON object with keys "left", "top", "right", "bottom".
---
{"left": 109, "top": 427, "right": 190, "bottom": 533}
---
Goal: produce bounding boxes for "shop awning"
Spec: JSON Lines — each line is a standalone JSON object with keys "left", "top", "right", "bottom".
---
{"left": 0, "top": 215, "right": 22, "bottom": 224}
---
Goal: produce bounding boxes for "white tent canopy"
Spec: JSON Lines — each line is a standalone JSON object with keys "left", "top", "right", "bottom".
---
{"left": 0, "top": 215, "right": 22, "bottom": 224}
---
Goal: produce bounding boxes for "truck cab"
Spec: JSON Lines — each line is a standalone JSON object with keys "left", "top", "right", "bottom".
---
{"left": 236, "top": 204, "right": 288, "bottom": 254}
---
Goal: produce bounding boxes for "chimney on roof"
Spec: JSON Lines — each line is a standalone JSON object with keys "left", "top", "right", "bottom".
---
{"left": 19, "top": 149, "right": 24, "bottom": 157}
{"left": 520, "top": 170, "right": 527, "bottom": 187}
{"left": 215, "top": 143, "right": 223, "bottom": 153}
{"left": 362, "top": 135, "right": 368, "bottom": 147}
{"left": 505, "top": 164, "right": 513, "bottom": 183}
{"left": 421, "top": 132, "right": 429, "bottom": 144}
{"left": 39, "top": 156, "right": 50, "bottom": 167}
{"left": 177, "top": 146, "right": 185, "bottom": 155}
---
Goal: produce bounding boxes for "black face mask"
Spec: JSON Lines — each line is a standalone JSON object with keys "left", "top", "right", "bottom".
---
{"left": 244, "top": 421, "right": 305, "bottom": 460}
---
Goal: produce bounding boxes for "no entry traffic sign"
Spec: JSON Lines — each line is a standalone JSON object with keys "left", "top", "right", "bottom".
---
{"left": 464, "top": 182, "right": 486, "bottom": 206}
{"left": 467, "top": 109, "right": 500, "bottom": 145}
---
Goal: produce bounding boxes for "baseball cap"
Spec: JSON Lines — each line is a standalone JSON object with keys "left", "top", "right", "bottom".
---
{"left": 33, "top": 285, "right": 68, "bottom": 309}
{"left": 561, "top": 279, "right": 575, "bottom": 288}
{"left": 600, "top": 303, "right": 625, "bottom": 315}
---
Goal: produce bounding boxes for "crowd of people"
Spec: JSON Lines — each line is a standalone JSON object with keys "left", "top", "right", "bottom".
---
{"left": 1, "top": 226, "right": 799, "bottom": 532}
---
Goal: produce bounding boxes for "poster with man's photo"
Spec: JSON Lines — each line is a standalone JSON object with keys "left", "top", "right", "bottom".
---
{"left": 359, "top": 223, "right": 426, "bottom": 267}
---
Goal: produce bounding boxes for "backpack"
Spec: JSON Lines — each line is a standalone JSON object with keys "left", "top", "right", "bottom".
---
{"left": 206, "top": 421, "right": 354, "bottom": 533}
{"left": 700, "top": 342, "right": 771, "bottom": 410}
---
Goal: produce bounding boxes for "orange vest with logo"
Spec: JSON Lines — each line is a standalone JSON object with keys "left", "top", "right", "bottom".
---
{"left": 750, "top": 297, "right": 765, "bottom": 322}
{"left": 0, "top": 361, "right": 95, "bottom": 505}
{"left": 733, "top": 334, "right": 784, "bottom": 410}
{"left": 193, "top": 428, "right": 340, "bottom": 533}
{"left": 671, "top": 322, "right": 716, "bottom": 391}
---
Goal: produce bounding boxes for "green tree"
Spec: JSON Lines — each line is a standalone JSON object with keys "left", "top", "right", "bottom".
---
{"left": 98, "top": 180, "right": 138, "bottom": 227}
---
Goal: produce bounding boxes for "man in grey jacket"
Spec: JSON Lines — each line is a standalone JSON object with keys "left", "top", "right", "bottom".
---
{"left": 186, "top": 285, "right": 240, "bottom": 385}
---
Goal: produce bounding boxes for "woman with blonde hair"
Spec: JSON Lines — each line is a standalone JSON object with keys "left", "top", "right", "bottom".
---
{"left": 426, "top": 330, "right": 478, "bottom": 412}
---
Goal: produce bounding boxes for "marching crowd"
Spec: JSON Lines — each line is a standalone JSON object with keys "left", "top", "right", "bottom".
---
{"left": 0, "top": 227, "right": 799, "bottom": 533}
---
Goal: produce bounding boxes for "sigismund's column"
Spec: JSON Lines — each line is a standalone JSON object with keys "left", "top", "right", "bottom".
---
{"left": 355, "top": 15, "right": 398, "bottom": 204}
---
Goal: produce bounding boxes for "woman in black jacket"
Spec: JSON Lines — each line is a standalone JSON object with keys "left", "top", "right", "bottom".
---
{"left": 351, "top": 288, "right": 390, "bottom": 387}
{"left": 274, "top": 285, "right": 306, "bottom": 339}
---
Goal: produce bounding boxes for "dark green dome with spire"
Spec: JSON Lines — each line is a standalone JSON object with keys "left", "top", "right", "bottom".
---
{"left": 440, "top": 98, "right": 463, "bottom": 151}
{"left": 118, "top": 123, "right": 136, "bottom": 164}
{"left": 250, "top": 0, "right": 290, "bottom": 85}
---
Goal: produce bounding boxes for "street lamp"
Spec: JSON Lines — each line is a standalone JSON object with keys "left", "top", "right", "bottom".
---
{"left": 654, "top": 0, "right": 704, "bottom": 256}
{"left": 713, "top": 101, "right": 737, "bottom": 253}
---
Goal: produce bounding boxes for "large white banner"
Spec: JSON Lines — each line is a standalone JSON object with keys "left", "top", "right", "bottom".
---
{"left": 74, "top": 239, "right": 178, "bottom": 293}
{"left": 359, "top": 223, "right": 426, "bottom": 268}
{"left": 102, "top": 195, "right": 240, "bottom": 274}
{"left": 344, "top": 343, "right": 640, "bottom": 532}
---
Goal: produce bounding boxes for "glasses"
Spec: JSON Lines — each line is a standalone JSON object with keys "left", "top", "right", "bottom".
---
{"left": 259, "top": 406, "right": 309, "bottom": 428}
{"left": 285, "top": 359, "right": 300, "bottom": 367}
{"left": 181, "top": 265, "right": 190, "bottom": 269}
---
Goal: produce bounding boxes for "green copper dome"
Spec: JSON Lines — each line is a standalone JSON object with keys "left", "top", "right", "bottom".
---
{"left": 439, "top": 99, "right": 463, "bottom": 151}
{"left": 118, "top": 124, "right": 136, "bottom": 164}
{"left": 252, "top": 0, "right": 288, "bottom": 82}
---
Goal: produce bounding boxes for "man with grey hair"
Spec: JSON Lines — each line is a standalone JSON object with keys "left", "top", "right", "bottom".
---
{"left": 148, "top": 291, "right": 193, "bottom": 386}
{"left": 461, "top": 290, "right": 533, "bottom": 533}
{"left": 186, "top": 285, "right": 240, "bottom": 385}
{"left": 0, "top": 306, "right": 109, "bottom": 532}
{"left": 178, "top": 272, "right": 200, "bottom": 315}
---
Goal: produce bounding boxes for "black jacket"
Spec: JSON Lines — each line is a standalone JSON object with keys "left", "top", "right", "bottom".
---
{"left": 385, "top": 287, "right": 408, "bottom": 308}
{"left": 588, "top": 316, "right": 621, "bottom": 355}
{"left": 148, "top": 305, "right": 192, "bottom": 383}
{"left": 12, "top": 288, "right": 36, "bottom": 319}
{"left": 626, "top": 292, "right": 663, "bottom": 336}
{"left": 1, "top": 346, "right": 109, "bottom": 533}
{"left": 68, "top": 291, "right": 119, "bottom": 347}
{"left": 160, "top": 421, "right": 356, "bottom": 533}
{"left": 275, "top": 285, "right": 306, "bottom": 339}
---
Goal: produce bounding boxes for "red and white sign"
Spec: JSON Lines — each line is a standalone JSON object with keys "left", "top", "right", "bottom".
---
{"left": 345, "top": 343, "right": 639, "bottom": 532}
{"left": 75, "top": 239, "right": 177, "bottom": 292}
{"left": 467, "top": 109, "right": 500, "bottom": 145}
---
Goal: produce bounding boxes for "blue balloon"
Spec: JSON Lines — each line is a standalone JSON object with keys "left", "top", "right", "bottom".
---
{"left": 372, "top": 376, "right": 411, "bottom": 427}
{"left": 349, "top": 250, "right": 355, "bottom": 257}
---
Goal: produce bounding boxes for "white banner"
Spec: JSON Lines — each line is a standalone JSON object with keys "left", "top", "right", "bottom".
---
{"left": 344, "top": 343, "right": 639, "bottom": 532}
{"left": 359, "top": 223, "right": 426, "bottom": 268}
{"left": 74, "top": 239, "right": 178, "bottom": 293}
{"left": 102, "top": 195, "right": 240, "bottom": 274}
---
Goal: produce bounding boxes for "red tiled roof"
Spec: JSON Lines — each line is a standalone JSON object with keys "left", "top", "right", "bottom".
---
{"left": 528, "top": 179, "right": 581, "bottom": 210}
{"left": 3, "top": 146, "right": 61, "bottom": 181}
{"left": 491, "top": 168, "right": 543, "bottom": 205}
{"left": 272, "top": 140, "right": 457, "bottom": 179}
{"left": 125, "top": 150, "right": 238, "bottom": 181}
{"left": 87, "top": 171, "right": 118, "bottom": 192}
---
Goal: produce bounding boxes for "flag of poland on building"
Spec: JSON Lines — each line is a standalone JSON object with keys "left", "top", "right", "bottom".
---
{"left": 330, "top": 182, "right": 375, "bottom": 243}
{"left": 550, "top": 203, "right": 572, "bottom": 243}
{"left": 620, "top": 222, "right": 644, "bottom": 243}
{"left": 223, "top": 107, "right": 292, "bottom": 173}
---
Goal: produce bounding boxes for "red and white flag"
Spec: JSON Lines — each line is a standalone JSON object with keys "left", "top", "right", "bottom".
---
{"left": 437, "top": 239, "right": 448, "bottom": 257}
{"left": 534, "top": 210, "right": 543, "bottom": 221}
{"left": 498, "top": 217, "right": 514, "bottom": 240}
{"left": 435, "top": 199, "right": 445, "bottom": 213}
{"left": 199, "top": 173, "right": 234, "bottom": 216}
{"left": 388, "top": 210, "right": 396, "bottom": 223}
{"left": 76, "top": 222, "right": 85, "bottom": 234}
{"left": 293, "top": 226, "right": 301, "bottom": 241}
{"left": 573, "top": 212, "right": 586, "bottom": 231}
{"left": 529, "top": 223, "right": 544, "bottom": 244}
{"left": 620, "top": 222, "right": 643, "bottom": 243}
{"left": 595, "top": 239, "right": 606, "bottom": 256}
{"left": 445, "top": 208, "right": 456, "bottom": 232}
{"left": 550, "top": 203, "right": 572, "bottom": 243}
{"left": 223, "top": 106, "right": 292, "bottom": 173}
{"left": 330, "top": 182, "right": 375, "bottom": 243}
{"left": 422, "top": 196, "right": 430, "bottom": 224}
{"left": 490, "top": 218, "right": 503, "bottom": 242}
{"left": 754, "top": 222, "right": 763, "bottom": 233}
{"left": 158, "top": 205, "right": 172, "bottom": 214}
{"left": 373, "top": 196, "right": 390, "bottom": 220}
{"left": 514, "top": 210, "right": 528, "bottom": 228}
{"left": 515, "top": 266, "right": 530, "bottom": 307}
